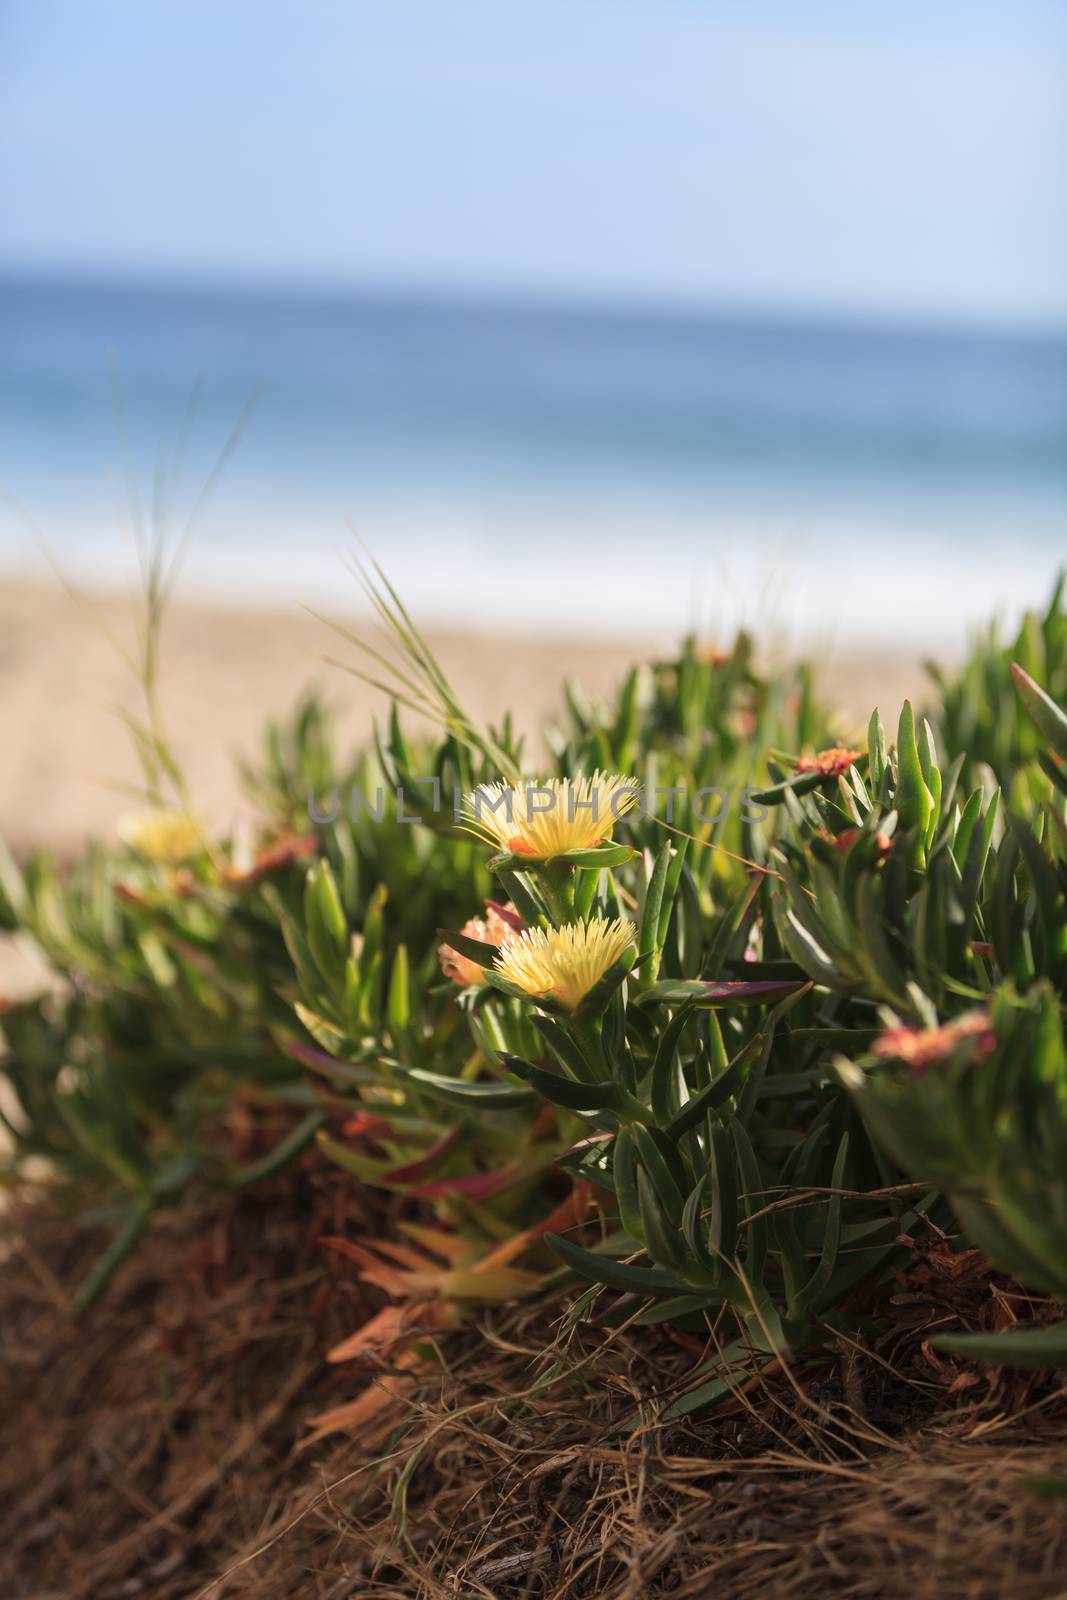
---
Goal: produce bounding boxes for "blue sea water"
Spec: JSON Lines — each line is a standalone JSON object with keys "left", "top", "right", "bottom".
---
{"left": 1, "top": 274, "right": 1065, "bottom": 645}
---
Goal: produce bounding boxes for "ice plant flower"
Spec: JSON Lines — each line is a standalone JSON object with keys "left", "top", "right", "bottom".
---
{"left": 494, "top": 916, "right": 636, "bottom": 1011}
{"left": 463, "top": 771, "right": 639, "bottom": 860}
{"left": 796, "top": 747, "right": 864, "bottom": 778}
{"left": 439, "top": 901, "right": 524, "bottom": 988}
{"left": 872, "top": 1010, "right": 995, "bottom": 1074}
{"left": 117, "top": 809, "right": 204, "bottom": 865}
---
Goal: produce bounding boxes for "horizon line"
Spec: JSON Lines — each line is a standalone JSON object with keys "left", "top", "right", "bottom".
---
{"left": 3, "top": 259, "right": 1066, "bottom": 345}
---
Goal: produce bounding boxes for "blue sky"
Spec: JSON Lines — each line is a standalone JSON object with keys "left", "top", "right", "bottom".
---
{"left": 1, "top": 1, "right": 1065, "bottom": 324}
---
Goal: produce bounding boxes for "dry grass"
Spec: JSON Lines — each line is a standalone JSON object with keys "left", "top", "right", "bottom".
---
{"left": 0, "top": 1160, "right": 379, "bottom": 1600}
{"left": 4, "top": 1165, "right": 1067, "bottom": 1600}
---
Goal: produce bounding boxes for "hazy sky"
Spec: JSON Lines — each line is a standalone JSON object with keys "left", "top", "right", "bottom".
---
{"left": 2, "top": 1, "right": 1065, "bottom": 324}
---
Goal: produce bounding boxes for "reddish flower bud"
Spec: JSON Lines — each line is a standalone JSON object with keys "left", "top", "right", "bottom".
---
{"left": 796, "top": 747, "right": 864, "bottom": 778}
{"left": 873, "top": 1010, "right": 995, "bottom": 1073}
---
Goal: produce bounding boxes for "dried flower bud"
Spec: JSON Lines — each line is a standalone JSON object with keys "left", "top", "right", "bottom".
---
{"left": 796, "top": 747, "right": 864, "bottom": 778}
{"left": 872, "top": 1010, "right": 995, "bottom": 1073}
{"left": 224, "top": 832, "right": 319, "bottom": 887}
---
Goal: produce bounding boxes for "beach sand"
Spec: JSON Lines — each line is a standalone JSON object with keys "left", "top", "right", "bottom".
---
{"left": 0, "top": 578, "right": 930, "bottom": 994}
{"left": 1, "top": 578, "right": 932, "bottom": 850}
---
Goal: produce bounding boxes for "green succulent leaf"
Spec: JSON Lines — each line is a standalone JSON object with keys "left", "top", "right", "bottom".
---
{"left": 436, "top": 927, "right": 503, "bottom": 967}
{"left": 397, "top": 1066, "right": 538, "bottom": 1110}
{"left": 500, "top": 1055, "right": 627, "bottom": 1113}
{"left": 1012, "top": 663, "right": 1067, "bottom": 762}
{"left": 638, "top": 978, "right": 805, "bottom": 1007}
{"left": 546, "top": 1231, "right": 689, "bottom": 1294}
{"left": 933, "top": 1320, "right": 1067, "bottom": 1370}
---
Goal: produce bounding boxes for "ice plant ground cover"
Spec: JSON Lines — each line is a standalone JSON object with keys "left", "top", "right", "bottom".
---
{"left": 2, "top": 564, "right": 1067, "bottom": 1437}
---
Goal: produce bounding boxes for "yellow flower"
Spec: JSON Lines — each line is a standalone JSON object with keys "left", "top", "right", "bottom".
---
{"left": 494, "top": 917, "right": 636, "bottom": 1011}
{"left": 439, "top": 902, "right": 524, "bottom": 988}
{"left": 463, "top": 771, "right": 639, "bottom": 860}
{"left": 117, "top": 809, "right": 204, "bottom": 865}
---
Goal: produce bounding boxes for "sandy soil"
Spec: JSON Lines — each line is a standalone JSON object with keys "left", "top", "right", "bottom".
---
{"left": 0, "top": 577, "right": 929, "bottom": 996}
{"left": 0, "top": 577, "right": 931, "bottom": 850}
{"left": 0, "top": 580, "right": 641, "bottom": 849}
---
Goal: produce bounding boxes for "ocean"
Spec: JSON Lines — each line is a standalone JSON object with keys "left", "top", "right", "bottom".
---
{"left": 2, "top": 274, "right": 1065, "bottom": 647}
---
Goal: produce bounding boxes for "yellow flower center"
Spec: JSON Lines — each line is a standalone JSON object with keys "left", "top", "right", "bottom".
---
{"left": 494, "top": 917, "right": 636, "bottom": 1010}
{"left": 117, "top": 809, "right": 204, "bottom": 865}
{"left": 463, "top": 772, "right": 639, "bottom": 860}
